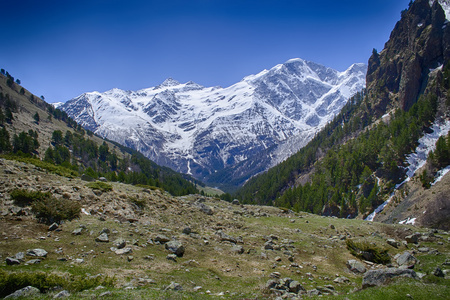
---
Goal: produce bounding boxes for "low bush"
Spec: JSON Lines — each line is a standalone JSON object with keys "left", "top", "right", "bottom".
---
{"left": 0, "top": 270, "right": 114, "bottom": 297}
{"left": 85, "top": 182, "right": 113, "bottom": 192}
{"left": 9, "top": 189, "right": 51, "bottom": 207}
{"left": 31, "top": 197, "right": 81, "bottom": 225}
{"left": 346, "top": 239, "right": 391, "bottom": 264}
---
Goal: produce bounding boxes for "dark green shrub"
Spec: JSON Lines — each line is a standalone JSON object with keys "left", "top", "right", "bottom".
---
{"left": 31, "top": 197, "right": 81, "bottom": 225}
{"left": 9, "top": 189, "right": 51, "bottom": 207}
{"left": 85, "top": 182, "right": 113, "bottom": 192}
{"left": 346, "top": 239, "right": 391, "bottom": 264}
{"left": 0, "top": 270, "right": 114, "bottom": 297}
{"left": 129, "top": 197, "right": 146, "bottom": 209}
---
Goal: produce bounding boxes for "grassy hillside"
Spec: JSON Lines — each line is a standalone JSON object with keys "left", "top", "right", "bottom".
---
{"left": 0, "top": 70, "right": 199, "bottom": 196}
{"left": 0, "top": 158, "right": 448, "bottom": 299}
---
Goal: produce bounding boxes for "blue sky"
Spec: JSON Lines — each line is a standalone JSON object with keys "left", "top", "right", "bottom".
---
{"left": 2, "top": 0, "right": 410, "bottom": 103}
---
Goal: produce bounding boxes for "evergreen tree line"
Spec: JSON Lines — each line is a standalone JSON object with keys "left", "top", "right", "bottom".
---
{"left": 235, "top": 79, "right": 444, "bottom": 217}
{"left": 43, "top": 130, "right": 198, "bottom": 196}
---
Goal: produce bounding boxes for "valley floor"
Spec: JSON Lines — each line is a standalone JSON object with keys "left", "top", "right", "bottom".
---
{"left": 0, "top": 158, "right": 449, "bottom": 299}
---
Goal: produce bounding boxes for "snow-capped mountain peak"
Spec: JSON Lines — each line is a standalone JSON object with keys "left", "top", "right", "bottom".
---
{"left": 60, "top": 58, "right": 367, "bottom": 187}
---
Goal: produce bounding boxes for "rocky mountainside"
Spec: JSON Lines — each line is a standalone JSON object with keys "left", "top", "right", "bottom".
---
{"left": 60, "top": 59, "right": 366, "bottom": 188}
{"left": 235, "top": 0, "right": 450, "bottom": 229}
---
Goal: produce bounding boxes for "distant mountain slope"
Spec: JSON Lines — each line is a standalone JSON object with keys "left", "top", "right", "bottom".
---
{"left": 234, "top": 0, "right": 450, "bottom": 229}
{"left": 0, "top": 72, "right": 199, "bottom": 196}
{"left": 60, "top": 59, "right": 366, "bottom": 188}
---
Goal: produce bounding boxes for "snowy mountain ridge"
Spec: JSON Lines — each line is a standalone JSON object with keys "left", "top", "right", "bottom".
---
{"left": 61, "top": 58, "right": 366, "bottom": 186}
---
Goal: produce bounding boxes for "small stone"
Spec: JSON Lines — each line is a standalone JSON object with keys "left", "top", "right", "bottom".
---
{"left": 165, "top": 282, "right": 182, "bottom": 291}
{"left": 74, "top": 258, "right": 84, "bottom": 264}
{"left": 193, "top": 286, "right": 202, "bottom": 292}
{"left": 333, "top": 276, "right": 350, "bottom": 284}
{"left": 115, "top": 247, "right": 132, "bottom": 255}
{"left": 127, "top": 256, "right": 134, "bottom": 262}
{"left": 433, "top": 267, "right": 445, "bottom": 277}
{"left": 232, "top": 199, "right": 240, "bottom": 205}
{"left": 53, "top": 290, "right": 70, "bottom": 298}
{"left": 387, "top": 238, "right": 400, "bottom": 248}
{"left": 405, "top": 233, "right": 420, "bottom": 244}
{"left": 182, "top": 227, "right": 191, "bottom": 235}
{"left": 231, "top": 245, "right": 244, "bottom": 254}
{"left": 154, "top": 234, "right": 170, "bottom": 244}
{"left": 95, "top": 233, "right": 109, "bottom": 243}
{"left": 113, "top": 238, "right": 126, "bottom": 249}
{"left": 48, "top": 223, "right": 59, "bottom": 231}
{"left": 165, "top": 240, "right": 185, "bottom": 257}
{"left": 99, "top": 291, "right": 112, "bottom": 297}
{"left": 72, "top": 228, "right": 83, "bottom": 235}
{"left": 167, "top": 254, "right": 178, "bottom": 262}
{"left": 25, "top": 259, "right": 41, "bottom": 265}
{"left": 270, "top": 272, "right": 281, "bottom": 278}
{"left": 15, "top": 252, "right": 25, "bottom": 261}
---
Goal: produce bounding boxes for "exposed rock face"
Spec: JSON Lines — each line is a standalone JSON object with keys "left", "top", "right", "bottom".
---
{"left": 362, "top": 268, "right": 417, "bottom": 288}
{"left": 366, "top": 0, "right": 450, "bottom": 115}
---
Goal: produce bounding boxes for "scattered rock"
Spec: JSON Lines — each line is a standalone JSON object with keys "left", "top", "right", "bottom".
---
{"left": 25, "top": 259, "right": 41, "bottom": 264}
{"left": 346, "top": 259, "right": 366, "bottom": 274}
{"left": 113, "top": 238, "right": 126, "bottom": 249}
{"left": 396, "top": 251, "right": 417, "bottom": 268}
{"left": 196, "top": 202, "right": 214, "bottom": 215}
{"left": 14, "top": 252, "right": 25, "bottom": 261}
{"left": 405, "top": 233, "right": 421, "bottom": 244}
{"left": 27, "top": 249, "right": 48, "bottom": 258}
{"left": 362, "top": 268, "right": 417, "bottom": 288}
{"left": 98, "top": 291, "right": 112, "bottom": 297}
{"left": 165, "top": 240, "right": 185, "bottom": 257}
{"left": 232, "top": 199, "right": 240, "bottom": 205}
{"left": 165, "top": 282, "right": 183, "bottom": 291}
{"left": 95, "top": 233, "right": 109, "bottom": 243}
{"left": 387, "top": 238, "right": 400, "bottom": 248}
{"left": 231, "top": 245, "right": 244, "bottom": 254}
{"left": 154, "top": 234, "right": 170, "bottom": 244}
{"left": 182, "top": 227, "right": 191, "bottom": 235}
{"left": 53, "top": 290, "right": 70, "bottom": 298}
{"left": 217, "top": 231, "right": 239, "bottom": 244}
{"left": 5, "top": 257, "right": 20, "bottom": 265}
{"left": 433, "top": 267, "right": 445, "bottom": 277}
{"left": 72, "top": 228, "right": 83, "bottom": 235}
{"left": 48, "top": 223, "right": 59, "bottom": 231}
{"left": 115, "top": 247, "right": 132, "bottom": 255}
{"left": 4, "top": 286, "right": 40, "bottom": 299}
{"left": 167, "top": 254, "right": 178, "bottom": 262}
{"left": 333, "top": 276, "right": 350, "bottom": 284}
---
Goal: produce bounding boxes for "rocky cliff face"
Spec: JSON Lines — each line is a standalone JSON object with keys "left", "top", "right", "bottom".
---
{"left": 366, "top": 0, "right": 450, "bottom": 115}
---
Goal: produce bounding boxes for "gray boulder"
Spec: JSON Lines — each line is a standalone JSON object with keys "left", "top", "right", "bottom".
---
{"left": 72, "top": 228, "right": 83, "bottom": 235}
{"left": 165, "top": 240, "right": 185, "bottom": 257}
{"left": 5, "top": 286, "right": 40, "bottom": 298}
{"left": 154, "top": 234, "right": 170, "bottom": 244}
{"left": 53, "top": 290, "right": 70, "bottom": 298}
{"left": 396, "top": 251, "right": 417, "bottom": 268}
{"left": 196, "top": 202, "right": 214, "bottom": 215}
{"left": 386, "top": 238, "right": 400, "bottom": 248}
{"left": 405, "top": 233, "right": 421, "bottom": 244}
{"left": 26, "top": 249, "right": 48, "bottom": 257}
{"left": 95, "top": 233, "right": 109, "bottom": 243}
{"left": 113, "top": 238, "right": 126, "bottom": 249}
{"left": 5, "top": 257, "right": 20, "bottom": 265}
{"left": 48, "top": 223, "right": 59, "bottom": 231}
{"left": 346, "top": 259, "right": 366, "bottom": 274}
{"left": 362, "top": 268, "right": 417, "bottom": 288}
{"left": 232, "top": 199, "right": 240, "bottom": 205}
{"left": 115, "top": 247, "right": 132, "bottom": 255}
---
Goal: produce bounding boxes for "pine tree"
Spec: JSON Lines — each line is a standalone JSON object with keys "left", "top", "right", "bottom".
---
{"left": 33, "top": 112, "right": 40, "bottom": 124}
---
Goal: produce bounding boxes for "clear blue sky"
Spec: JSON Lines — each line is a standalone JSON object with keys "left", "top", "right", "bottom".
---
{"left": 1, "top": 0, "right": 410, "bottom": 103}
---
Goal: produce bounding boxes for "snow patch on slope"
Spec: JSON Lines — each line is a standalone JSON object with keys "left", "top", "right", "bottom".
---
{"left": 366, "top": 119, "right": 450, "bottom": 221}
